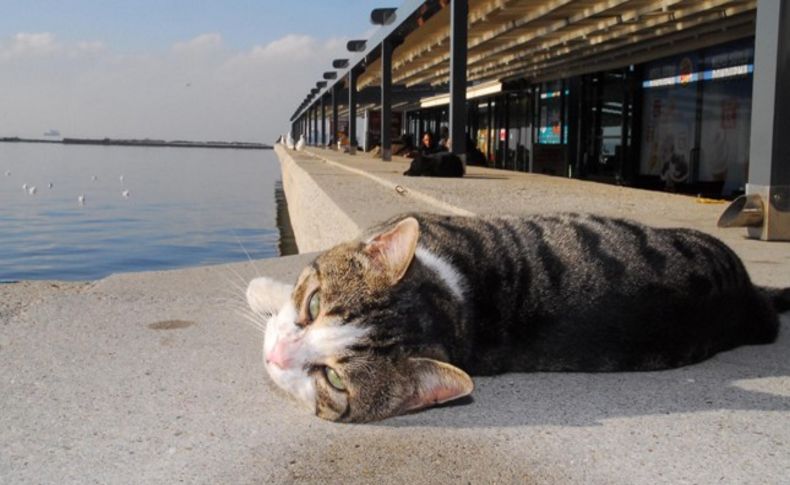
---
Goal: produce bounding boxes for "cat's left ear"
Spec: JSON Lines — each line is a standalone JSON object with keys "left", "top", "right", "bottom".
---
{"left": 364, "top": 217, "right": 420, "bottom": 284}
{"left": 403, "top": 357, "right": 474, "bottom": 412}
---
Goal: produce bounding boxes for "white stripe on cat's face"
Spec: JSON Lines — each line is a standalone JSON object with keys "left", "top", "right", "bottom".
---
{"left": 259, "top": 293, "right": 368, "bottom": 410}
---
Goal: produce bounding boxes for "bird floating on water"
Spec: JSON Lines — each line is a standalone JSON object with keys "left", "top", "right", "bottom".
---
{"left": 48, "top": 182, "right": 53, "bottom": 189}
{"left": 22, "top": 183, "right": 28, "bottom": 190}
{"left": 122, "top": 190, "right": 130, "bottom": 198}
{"left": 4, "top": 170, "right": 10, "bottom": 176}
{"left": 91, "top": 175, "right": 98, "bottom": 181}
{"left": 28, "top": 185, "right": 37, "bottom": 195}
{"left": 77, "top": 194, "right": 85, "bottom": 205}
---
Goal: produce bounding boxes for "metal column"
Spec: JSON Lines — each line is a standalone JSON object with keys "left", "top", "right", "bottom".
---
{"left": 744, "top": 0, "right": 790, "bottom": 240}
{"left": 381, "top": 38, "right": 393, "bottom": 161}
{"left": 312, "top": 105, "right": 318, "bottom": 146}
{"left": 348, "top": 69, "right": 358, "bottom": 155}
{"left": 320, "top": 96, "right": 326, "bottom": 147}
{"left": 449, "top": 0, "right": 468, "bottom": 156}
{"left": 332, "top": 85, "right": 339, "bottom": 149}
{"left": 306, "top": 109, "right": 311, "bottom": 145}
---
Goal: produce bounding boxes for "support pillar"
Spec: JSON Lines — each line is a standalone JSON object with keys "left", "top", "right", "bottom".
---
{"left": 313, "top": 105, "right": 318, "bottom": 145}
{"left": 348, "top": 69, "right": 358, "bottom": 155}
{"left": 743, "top": 0, "right": 790, "bottom": 240}
{"left": 381, "top": 38, "right": 393, "bottom": 161}
{"left": 332, "top": 85, "right": 339, "bottom": 150}
{"left": 449, "top": 0, "right": 468, "bottom": 156}
{"left": 320, "top": 96, "right": 326, "bottom": 147}
{"left": 306, "top": 109, "right": 311, "bottom": 145}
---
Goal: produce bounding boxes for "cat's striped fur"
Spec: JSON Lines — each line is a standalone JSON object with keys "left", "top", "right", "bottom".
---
{"left": 248, "top": 213, "right": 787, "bottom": 422}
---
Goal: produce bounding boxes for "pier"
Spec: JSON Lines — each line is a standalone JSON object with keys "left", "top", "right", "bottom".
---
{"left": 4, "top": 0, "right": 790, "bottom": 481}
{"left": 3, "top": 143, "right": 789, "bottom": 483}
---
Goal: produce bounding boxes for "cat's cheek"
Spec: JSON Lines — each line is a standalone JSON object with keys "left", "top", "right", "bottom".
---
{"left": 261, "top": 303, "right": 317, "bottom": 410}
{"left": 264, "top": 366, "right": 316, "bottom": 410}
{"left": 263, "top": 303, "right": 298, "bottom": 359}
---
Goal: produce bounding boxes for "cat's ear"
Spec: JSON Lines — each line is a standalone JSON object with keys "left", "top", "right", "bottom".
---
{"left": 246, "top": 277, "right": 294, "bottom": 315}
{"left": 364, "top": 217, "right": 420, "bottom": 284}
{"left": 403, "top": 357, "right": 474, "bottom": 411}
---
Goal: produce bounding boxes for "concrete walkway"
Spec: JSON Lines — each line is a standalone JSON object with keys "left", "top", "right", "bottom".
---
{"left": 1, "top": 145, "right": 789, "bottom": 484}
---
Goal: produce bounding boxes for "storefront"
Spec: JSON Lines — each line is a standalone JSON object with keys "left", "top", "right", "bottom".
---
{"left": 399, "top": 37, "right": 755, "bottom": 198}
{"left": 639, "top": 38, "right": 754, "bottom": 196}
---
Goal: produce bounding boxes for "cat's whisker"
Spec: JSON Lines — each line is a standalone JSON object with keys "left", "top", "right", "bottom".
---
{"left": 233, "top": 308, "right": 267, "bottom": 333}
{"left": 231, "top": 229, "right": 263, "bottom": 279}
{"left": 220, "top": 264, "right": 252, "bottom": 292}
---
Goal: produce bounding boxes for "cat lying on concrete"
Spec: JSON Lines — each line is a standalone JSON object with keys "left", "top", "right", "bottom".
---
{"left": 247, "top": 213, "right": 788, "bottom": 422}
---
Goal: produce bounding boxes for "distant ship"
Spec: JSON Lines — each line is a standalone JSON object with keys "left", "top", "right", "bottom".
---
{"left": 43, "top": 129, "right": 61, "bottom": 137}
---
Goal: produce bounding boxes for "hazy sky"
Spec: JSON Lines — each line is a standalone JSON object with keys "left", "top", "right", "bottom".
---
{"left": 0, "top": 1, "right": 383, "bottom": 142}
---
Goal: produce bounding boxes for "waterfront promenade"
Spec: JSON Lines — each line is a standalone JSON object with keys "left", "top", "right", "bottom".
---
{"left": 2, "top": 145, "right": 789, "bottom": 483}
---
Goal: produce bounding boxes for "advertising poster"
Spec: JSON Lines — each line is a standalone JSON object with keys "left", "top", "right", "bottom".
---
{"left": 640, "top": 54, "right": 700, "bottom": 185}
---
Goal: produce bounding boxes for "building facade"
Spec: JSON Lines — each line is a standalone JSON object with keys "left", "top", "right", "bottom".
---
{"left": 400, "top": 37, "right": 755, "bottom": 198}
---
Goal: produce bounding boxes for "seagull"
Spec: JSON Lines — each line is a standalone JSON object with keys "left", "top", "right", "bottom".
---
{"left": 295, "top": 134, "right": 306, "bottom": 151}
{"left": 91, "top": 175, "right": 98, "bottom": 181}
{"left": 77, "top": 194, "right": 85, "bottom": 205}
{"left": 28, "top": 185, "right": 37, "bottom": 195}
{"left": 286, "top": 133, "right": 295, "bottom": 150}
{"left": 22, "top": 183, "right": 28, "bottom": 191}
{"left": 122, "top": 190, "right": 130, "bottom": 198}
{"left": 48, "top": 182, "right": 53, "bottom": 189}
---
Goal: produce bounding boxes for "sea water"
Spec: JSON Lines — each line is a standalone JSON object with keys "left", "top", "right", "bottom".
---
{"left": 0, "top": 142, "right": 292, "bottom": 281}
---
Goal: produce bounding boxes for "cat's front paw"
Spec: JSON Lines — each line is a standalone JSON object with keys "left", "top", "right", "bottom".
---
{"left": 246, "top": 277, "right": 294, "bottom": 315}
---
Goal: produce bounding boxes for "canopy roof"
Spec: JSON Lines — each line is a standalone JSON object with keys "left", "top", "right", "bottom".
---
{"left": 293, "top": 0, "right": 756, "bottom": 120}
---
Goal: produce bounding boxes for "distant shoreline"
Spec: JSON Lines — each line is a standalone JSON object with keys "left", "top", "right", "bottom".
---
{"left": 0, "top": 136, "right": 272, "bottom": 150}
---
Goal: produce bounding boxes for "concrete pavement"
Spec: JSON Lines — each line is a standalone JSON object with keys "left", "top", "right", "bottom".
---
{"left": 1, "top": 145, "right": 789, "bottom": 484}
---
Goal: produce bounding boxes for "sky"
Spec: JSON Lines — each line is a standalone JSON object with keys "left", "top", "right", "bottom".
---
{"left": 0, "top": 1, "right": 384, "bottom": 142}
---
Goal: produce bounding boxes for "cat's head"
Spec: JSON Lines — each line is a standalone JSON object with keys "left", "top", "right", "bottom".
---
{"left": 250, "top": 217, "right": 473, "bottom": 422}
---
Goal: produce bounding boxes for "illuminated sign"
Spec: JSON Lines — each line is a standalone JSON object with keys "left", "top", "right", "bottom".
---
{"left": 642, "top": 64, "right": 753, "bottom": 88}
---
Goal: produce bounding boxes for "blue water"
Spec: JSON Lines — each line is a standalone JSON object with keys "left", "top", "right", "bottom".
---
{"left": 0, "top": 143, "right": 286, "bottom": 281}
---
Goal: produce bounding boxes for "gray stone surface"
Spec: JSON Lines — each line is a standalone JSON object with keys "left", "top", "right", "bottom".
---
{"left": 2, "top": 147, "right": 789, "bottom": 484}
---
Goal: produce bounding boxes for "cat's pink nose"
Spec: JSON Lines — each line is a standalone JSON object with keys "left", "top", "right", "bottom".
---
{"left": 266, "top": 338, "right": 294, "bottom": 369}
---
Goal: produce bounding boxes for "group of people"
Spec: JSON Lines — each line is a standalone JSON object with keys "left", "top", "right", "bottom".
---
{"left": 396, "top": 127, "right": 451, "bottom": 158}
{"left": 307, "top": 126, "right": 486, "bottom": 167}
{"left": 396, "top": 128, "right": 486, "bottom": 167}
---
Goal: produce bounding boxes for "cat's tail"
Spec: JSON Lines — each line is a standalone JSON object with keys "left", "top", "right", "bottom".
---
{"left": 759, "top": 286, "right": 790, "bottom": 314}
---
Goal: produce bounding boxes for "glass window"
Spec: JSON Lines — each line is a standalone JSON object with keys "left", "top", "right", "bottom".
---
{"left": 506, "top": 92, "right": 531, "bottom": 171}
{"left": 698, "top": 40, "right": 754, "bottom": 195}
{"left": 538, "top": 81, "right": 567, "bottom": 144}
{"left": 640, "top": 52, "right": 702, "bottom": 183}
{"left": 639, "top": 38, "right": 754, "bottom": 194}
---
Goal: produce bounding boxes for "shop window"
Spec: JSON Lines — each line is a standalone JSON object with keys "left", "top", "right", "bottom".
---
{"left": 640, "top": 38, "right": 754, "bottom": 195}
{"left": 538, "top": 81, "right": 568, "bottom": 144}
{"left": 698, "top": 41, "right": 754, "bottom": 195}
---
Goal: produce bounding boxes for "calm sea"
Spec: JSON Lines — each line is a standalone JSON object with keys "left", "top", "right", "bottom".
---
{"left": 0, "top": 142, "right": 294, "bottom": 282}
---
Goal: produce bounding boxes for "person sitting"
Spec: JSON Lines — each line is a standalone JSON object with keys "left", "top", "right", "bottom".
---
{"left": 465, "top": 134, "right": 487, "bottom": 166}
{"left": 337, "top": 131, "right": 350, "bottom": 152}
{"left": 437, "top": 127, "right": 450, "bottom": 151}
{"left": 418, "top": 131, "right": 443, "bottom": 156}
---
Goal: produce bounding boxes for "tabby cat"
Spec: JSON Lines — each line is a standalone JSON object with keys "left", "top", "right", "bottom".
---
{"left": 246, "top": 213, "right": 788, "bottom": 422}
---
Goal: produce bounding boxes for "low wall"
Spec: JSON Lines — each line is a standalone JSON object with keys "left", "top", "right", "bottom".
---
{"left": 275, "top": 144, "right": 360, "bottom": 253}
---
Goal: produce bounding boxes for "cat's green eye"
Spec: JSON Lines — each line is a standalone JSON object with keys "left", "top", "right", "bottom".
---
{"left": 324, "top": 367, "right": 345, "bottom": 391}
{"left": 307, "top": 291, "right": 321, "bottom": 321}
